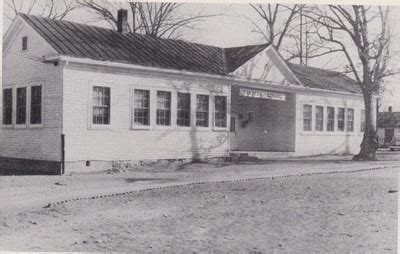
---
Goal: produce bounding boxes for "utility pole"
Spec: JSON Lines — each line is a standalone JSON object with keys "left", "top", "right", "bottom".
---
{"left": 299, "top": 6, "right": 303, "bottom": 65}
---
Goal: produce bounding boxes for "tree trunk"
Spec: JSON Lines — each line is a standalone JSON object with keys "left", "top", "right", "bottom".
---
{"left": 353, "top": 92, "right": 379, "bottom": 161}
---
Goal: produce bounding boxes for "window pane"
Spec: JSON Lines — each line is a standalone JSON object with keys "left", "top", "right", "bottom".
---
{"left": 215, "top": 96, "right": 227, "bottom": 127}
{"left": 177, "top": 93, "right": 190, "bottom": 127}
{"left": 156, "top": 91, "right": 171, "bottom": 126}
{"left": 315, "top": 106, "right": 324, "bottom": 131}
{"left": 196, "top": 95, "right": 209, "bottom": 127}
{"left": 134, "top": 89, "right": 150, "bottom": 126}
{"left": 327, "top": 107, "right": 334, "bottom": 132}
{"left": 303, "top": 105, "right": 312, "bottom": 131}
{"left": 337, "top": 107, "right": 345, "bottom": 131}
{"left": 2, "top": 88, "right": 12, "bottom": 125}
{"left": 347, "top": 108, "right": 354, "bottom": 132}
{"left": 30, "top": 86, "right": 42, "bottom": 124}
{"left": 16, "top": 87, "right": 26, "bottom": 124}
{"left": 92, "top": 86, "right": 110, "bottom": 125}
{"left": 22, "top": 36, "right": 28, "bottom": 50}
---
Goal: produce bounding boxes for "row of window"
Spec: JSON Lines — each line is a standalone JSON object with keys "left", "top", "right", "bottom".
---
{"left": 92, "top": 86, "right": 228, "bottom": 128}
{"left": 303, "top": 105, "right": 365, "bottom": 133}
{"left": 2, "top": 86, "right": 42, "bottom": 126}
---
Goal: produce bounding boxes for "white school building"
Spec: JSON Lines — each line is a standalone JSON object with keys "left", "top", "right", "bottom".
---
{"left": 0, "top": 11, "right": 377, "bottom": 174}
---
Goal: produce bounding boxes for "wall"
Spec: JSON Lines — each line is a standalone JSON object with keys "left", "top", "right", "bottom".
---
{"left": 0, "top": 20, "right": 63, "bottom": 165}
{"left": 295, "top": 92, "right": 370, "bottom": 156}
{"left": 230, "top": 86, "right": 296, "bottom": 152}
{"left": 62, "top": 63, "right": 230, "bottom": 171}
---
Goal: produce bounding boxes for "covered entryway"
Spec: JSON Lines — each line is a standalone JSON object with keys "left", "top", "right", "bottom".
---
{"left": 230, "top": 86, "right": 296, "bottom": 152}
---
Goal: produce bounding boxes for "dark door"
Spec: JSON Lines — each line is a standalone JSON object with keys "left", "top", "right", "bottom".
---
{"left": 384, "top": 128, "right": 395, "bottom": 144}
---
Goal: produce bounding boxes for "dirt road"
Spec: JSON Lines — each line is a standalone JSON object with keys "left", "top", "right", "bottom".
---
{"left": 0, "top": 166, "right": 397, "bottom": 253}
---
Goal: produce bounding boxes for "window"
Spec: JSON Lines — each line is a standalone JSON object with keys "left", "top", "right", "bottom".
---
{"left": 92, "top": 86, "right": 110, "bottom": 125}
{"left": 22, "top": 36, "right": 28, "bottom": 50}
{"left": 134, "top": 89, "right": 150, "bottom": 126}
{"left": 16, "top": 87, "right": 27, "bottom": 124}
{"left": 360, "top": 109, "right": 366, "bottom": 132}
{"left": 347, "top": 108, "right": 354, "bottom": 132}
{"left": 327, "top": 107, "right": 335, "bottom": 132}
{"left": 156, "top": 91, "right": 171, "bottom": 126}
{"left": 315, "top": 106, "right": 324, "bottom": 131}
{"left": 196, "top": 95, "right": 209, "bottom": 127}
{"left": 2, "top": 88, "right": 12, "bottom": 125}
{"left": 303, "top": 105, "right": 312, "bottom": 131}
{"left": 214, "top": 96, "right": 227, "bottom": 128}
{"left": 30, "top": 85, "right": 42, "bottom": 124}
{"left": 337, "top": 107, "right": 345, "bottom": 131}
{"left": 177, "top": 93, "right": 190, "bottom": 127}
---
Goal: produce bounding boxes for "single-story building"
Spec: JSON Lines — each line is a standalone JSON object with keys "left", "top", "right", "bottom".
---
{"left": 0, "top": 10, "right": 377, "bottom": 174}
{"left": 377, "top": 110, "right": 400, "bottom": 147}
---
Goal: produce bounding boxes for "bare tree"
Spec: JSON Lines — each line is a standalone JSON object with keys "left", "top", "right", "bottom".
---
{"left": 5, "top": 0, "right": 79, "bottom": 21}
{"left": 77, "top": 1, "right": 216, "bottom": 39}
{"left": 249, "top": 4, "right": 301, "bottom": 50}
{"left": 304, "top": 5, "right": 396, "bottom": 160}
{"left": 249, "top": 4, "right": 325, "bottom": 63}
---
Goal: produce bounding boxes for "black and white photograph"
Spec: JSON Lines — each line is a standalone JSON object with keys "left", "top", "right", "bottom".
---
{"left": 0, "top": 0, "right": 399, "bottom": 252}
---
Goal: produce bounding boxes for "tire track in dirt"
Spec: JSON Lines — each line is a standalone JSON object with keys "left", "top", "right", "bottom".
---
{"left": 44, "top": 165, "right": 398, "bottom": 209}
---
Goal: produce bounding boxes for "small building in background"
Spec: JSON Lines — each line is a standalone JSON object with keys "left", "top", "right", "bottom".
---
{"left": 377, "top": 108, "right": 400, "bottom": 148}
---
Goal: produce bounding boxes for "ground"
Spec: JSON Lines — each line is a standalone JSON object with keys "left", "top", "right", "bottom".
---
{"left": 0, "top": 151, "right": 398, "bottom": 252}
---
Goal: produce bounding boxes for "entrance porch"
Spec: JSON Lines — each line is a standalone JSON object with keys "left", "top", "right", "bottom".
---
{"left": 229, "top": 86, "right": 296, "bottom": 152}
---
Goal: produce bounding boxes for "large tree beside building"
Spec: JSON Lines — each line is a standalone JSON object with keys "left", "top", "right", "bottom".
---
{"left": 303, "top": 5, "right": 395, "bottom": 160}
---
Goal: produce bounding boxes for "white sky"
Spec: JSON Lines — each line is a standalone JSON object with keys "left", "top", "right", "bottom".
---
{"left": 2, "top": 1, "right": 400, "bottom": 111}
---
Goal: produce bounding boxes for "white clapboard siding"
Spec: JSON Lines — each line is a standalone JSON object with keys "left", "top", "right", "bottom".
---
{"left": 295, "top": 92, "right": 369, "bottom": 155}
{"left": 1, "top": 21, "right": 63, "bottom": 161}
{"left": 62, "top": 63, "right": 230, "bottom": 162}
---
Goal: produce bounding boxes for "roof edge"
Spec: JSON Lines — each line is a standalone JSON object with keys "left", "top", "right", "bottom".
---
{"left": 54, "top": 55, "right": 367, "bottom": 98}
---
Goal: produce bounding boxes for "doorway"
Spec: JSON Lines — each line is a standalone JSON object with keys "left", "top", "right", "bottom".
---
{"left": 230, "top": 114, "right": 238, "bottom": 151}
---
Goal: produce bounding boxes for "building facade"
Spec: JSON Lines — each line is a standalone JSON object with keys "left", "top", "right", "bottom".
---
{"left": 0, "top": 12, "right": 376, "bottom": 174}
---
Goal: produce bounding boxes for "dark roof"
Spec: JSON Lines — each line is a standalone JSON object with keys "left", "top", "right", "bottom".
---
{"left": 286, "top": 62, "right": 362, "bottom": 94}
{"left": 377, "top": 112, "right": 400, "bottom": 128}
{"left": 20, "top": 13, "right": 266, "bottom": 76}
{"left": 224, "top": 44, "right": 268, "bottom": 73}
{"left": 19, "top": 14, "right": 361, "bottom": 95}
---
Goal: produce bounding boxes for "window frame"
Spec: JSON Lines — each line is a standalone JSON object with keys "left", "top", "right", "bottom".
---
{"left": 214, "top": 95, "right": 228, "bottom": 129}
{"left": 195, "top": 94, "right": 210, "bottom": 128}
{"left": 337, "top": 107, "right": 345, "bottom": 132}
{"left": 15, "top": 86, "right": 27, "bottom": 126}
{"left": 315, "top": 106, "right": 324, "bottom": 132}
{"left": 30, "top": 85, "right": 43, "bottom": 126}
{"left": 2, "top": 88, "right": 13, "bottom": 126}
{"left": 327, "top": 106, "right": 335, "bottom": 132}
{"left": 91, "top": 86, "right": 111, "bottom": 126}
{"left": 22, "top": 36, "right": 28, "bottom": 51}
{"left": 177, "top": 92, "right": 191, "bottom": 128}
{"left": 303, "top": 104, "right": 312, "bottom": 132}
{"left": 347, "top": 108, "right": 354, "bottom": 132}
{"left": 131, "top": 88, "right": 151, "bottom": 130}
{"left": 156, "top": 90, "right": 172, "bottom": 127}
{"left": 88, "top": 83, "right": 112, "bottom": 130}
{"left": 4, "top": 82, "right": 44, "bottom": 129}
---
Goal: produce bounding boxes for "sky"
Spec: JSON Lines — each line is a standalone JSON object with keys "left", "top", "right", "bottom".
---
{"left": 2, "top": 1, "right": 400, "bottom": 111}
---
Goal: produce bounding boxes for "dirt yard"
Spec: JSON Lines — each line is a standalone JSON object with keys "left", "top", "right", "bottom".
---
{"left": 0, "top": 166, "right": 397, "bottom": 253}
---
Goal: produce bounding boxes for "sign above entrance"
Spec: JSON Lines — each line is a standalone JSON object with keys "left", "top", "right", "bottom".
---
{"left": 239, "top": 88, "right": 286, "bottom": 101}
